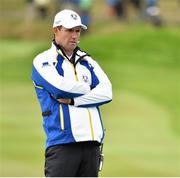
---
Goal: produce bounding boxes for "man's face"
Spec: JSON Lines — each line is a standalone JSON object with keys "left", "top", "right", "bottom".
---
{"left": 54, "top": 26, "right": 81, "bottom": 55}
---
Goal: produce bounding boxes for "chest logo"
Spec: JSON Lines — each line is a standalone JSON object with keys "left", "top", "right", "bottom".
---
{"left": 82, "top": 75, "right": 89, "bottom": 83}
{"left": 42, "top": 62, "right": 51, "bottom": 67}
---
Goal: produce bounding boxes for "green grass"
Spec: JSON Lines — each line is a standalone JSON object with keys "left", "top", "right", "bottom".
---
{"left": 0, "top": 26, "right": 180, "bottom": 176}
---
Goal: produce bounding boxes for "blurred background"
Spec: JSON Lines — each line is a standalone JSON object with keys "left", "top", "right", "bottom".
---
{"left": 0, "top": 0, "right": 180, "bottom": 176}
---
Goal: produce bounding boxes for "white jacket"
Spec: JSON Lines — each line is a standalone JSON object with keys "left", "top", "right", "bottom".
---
{"left": 32, "top": 42, "right": 112, "bottom": 149}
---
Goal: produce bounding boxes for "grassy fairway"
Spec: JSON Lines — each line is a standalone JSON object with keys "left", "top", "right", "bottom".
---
{"left": 0, "top": 26, "right": 180, "bottom": 176}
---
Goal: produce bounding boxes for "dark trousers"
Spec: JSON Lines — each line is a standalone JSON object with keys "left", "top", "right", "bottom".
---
{"left": 45, "top": 141, "right": 100, "bottom": 177}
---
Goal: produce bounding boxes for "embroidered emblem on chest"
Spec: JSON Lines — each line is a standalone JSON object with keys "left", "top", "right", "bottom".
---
{"left": 82, "top": 75, "right": 89, "bottom": 83}
{"left": 42, "top": 62, "right": 51, "bottom": 67}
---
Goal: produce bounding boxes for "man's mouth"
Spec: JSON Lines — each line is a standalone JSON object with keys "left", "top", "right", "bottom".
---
{"left": 70, "top": 41, "right": 77, "bottom": 45}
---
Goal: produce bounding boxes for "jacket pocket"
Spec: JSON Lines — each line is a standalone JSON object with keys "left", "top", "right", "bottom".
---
{"left": 87, "top": 108, "right": 94, "bottom": 140}
{"left": 59, "top": 104, "right": 64, "bottom": 131}
{"left": 42, "top": 110, "right": 52, "bottom": 117}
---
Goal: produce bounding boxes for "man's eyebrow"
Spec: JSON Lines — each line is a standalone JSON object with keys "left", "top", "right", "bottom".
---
{"left": 67, "top": 28, "right": 81, "bottom": 32}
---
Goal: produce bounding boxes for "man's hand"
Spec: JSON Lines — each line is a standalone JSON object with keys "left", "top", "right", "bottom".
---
{"left": 58, "top": 98, "right": 71, "bottom": 105}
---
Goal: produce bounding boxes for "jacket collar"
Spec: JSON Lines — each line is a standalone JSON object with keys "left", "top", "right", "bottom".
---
{"left": 51, "top": 40, "right": 89, "bottom": 64}
{"left": 52, "top": 39, "right": 80, "bottom": 64}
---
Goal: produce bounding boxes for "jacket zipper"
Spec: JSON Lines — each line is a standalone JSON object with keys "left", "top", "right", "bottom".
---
{"left": 59, "top": 104, "right": 64, "bottom": 131}
{"left": 71, "top": 63, "right": 78, "bottom": 81}
{"left": 56, "top": 51, "right": 65, "bottom": 131}
{"left": 71, "top": 63, "right": 94, "bottom": 140}
{"left": 57, "top": 50, "right": 94, "bottom": 138}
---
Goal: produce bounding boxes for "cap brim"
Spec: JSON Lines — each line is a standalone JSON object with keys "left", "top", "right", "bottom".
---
{"left": 81, "top": 24, "right": 87, "bottom": 30}
{"left": 60, "top": 22, "right": 87, "bottom": 30}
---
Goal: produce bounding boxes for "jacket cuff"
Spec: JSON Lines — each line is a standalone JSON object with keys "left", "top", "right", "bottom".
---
{"left": 70, "top": 98, "right": 74, "bottom": 105}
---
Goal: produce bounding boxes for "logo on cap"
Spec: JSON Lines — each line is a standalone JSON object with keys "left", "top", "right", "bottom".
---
{"left": 71, "top": 13, "right": 78, "bottom": 20}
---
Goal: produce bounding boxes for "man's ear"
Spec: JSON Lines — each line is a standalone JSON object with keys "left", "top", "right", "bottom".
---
{"left": 53, "top": 27, "right": 58, "bottom": 34}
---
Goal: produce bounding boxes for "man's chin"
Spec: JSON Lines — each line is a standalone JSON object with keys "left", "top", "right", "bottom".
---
{"left": 70, "top": 42, "right": 77, "bottom": 47}
{"left": 69, "top": 44, "right": 77, "bottom": 50}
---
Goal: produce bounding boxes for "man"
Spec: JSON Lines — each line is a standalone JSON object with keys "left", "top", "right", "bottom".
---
{"left": 31, "top": 9, "right": 112, "bottom": 177}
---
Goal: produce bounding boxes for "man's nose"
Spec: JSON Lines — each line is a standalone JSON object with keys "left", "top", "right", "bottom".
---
{"left": 72, "top": 33, "right": 78, "bottom": 38}
{"left": 72, "top": 30, "right": 79, "bottom": 38}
